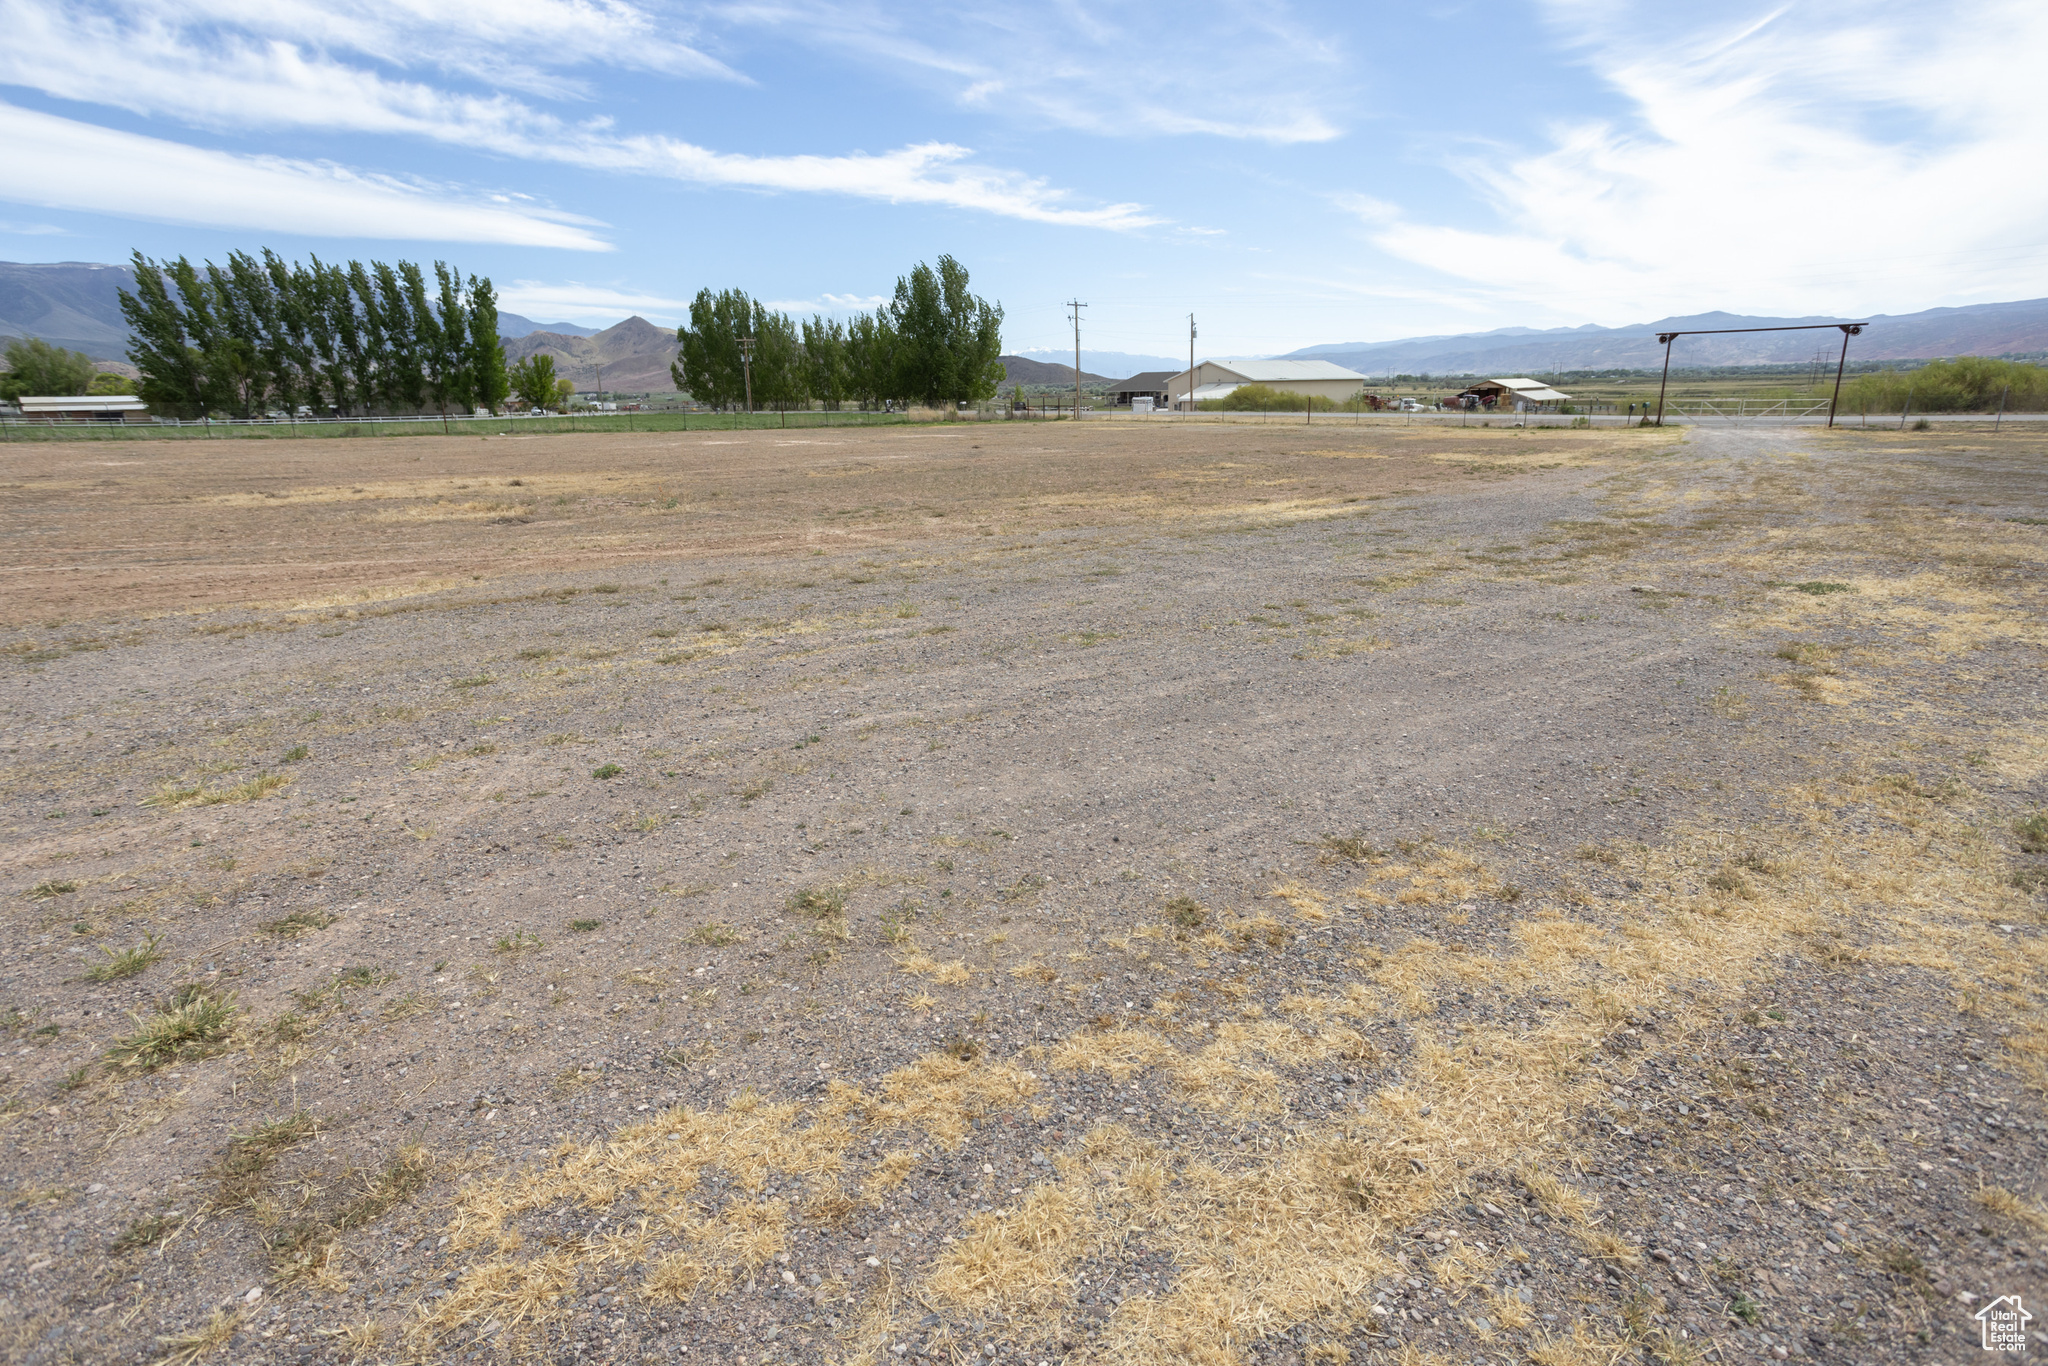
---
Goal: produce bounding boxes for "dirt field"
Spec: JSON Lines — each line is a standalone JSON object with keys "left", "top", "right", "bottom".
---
{"left": 1, "top": 420, "right": 2043, "bottom": 1366}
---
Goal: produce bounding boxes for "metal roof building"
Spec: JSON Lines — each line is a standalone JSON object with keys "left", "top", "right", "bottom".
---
{"left": 1168, "top": 358, "right": 1370, "bottom": 408}
{"left": 15, "top": 394, "right": 151, "bottom": 423}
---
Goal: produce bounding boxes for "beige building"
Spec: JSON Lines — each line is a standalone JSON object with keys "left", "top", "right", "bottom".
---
{"left": 1169, "top": 359, "right": 1370, "bottom": 408}
{"left": 15, "top": 394, "right": 151, "bottom": 423}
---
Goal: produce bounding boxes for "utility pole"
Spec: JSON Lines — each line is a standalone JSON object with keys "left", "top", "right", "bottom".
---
{"left": 596, "top": 360, "right": 603, "bottom": 413}
{"left": 1188, "top": 313, "right": 1197, "bottom": 414}
{"left": 738, "top": 336, "right": 756, "bottom": 414}
{"left": 1066, "top": 300, "right": 1086, "bottom": 420}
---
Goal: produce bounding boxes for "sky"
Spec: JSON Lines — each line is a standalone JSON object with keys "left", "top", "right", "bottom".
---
{"left": 3, "top": 0, "right": 2046, "bottom": 359}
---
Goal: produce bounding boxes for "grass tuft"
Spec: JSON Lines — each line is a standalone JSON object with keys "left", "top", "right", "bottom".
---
{"left": 28, "top": 879, "right": 78, "bottom": 898}
{"left": 788, "top": 884, "right": 848, "bottom": 918}
{"left": 109, "top": 985, "right": 237, "bottom": 1070}
{"left": 82, "top": 933, "right": 166, "bottom": 983}
{"left": 259, "top": 909, "right": 337, "bottom": 937}
{"left": 591, "top": 763, "right": 623, "bottom": 780}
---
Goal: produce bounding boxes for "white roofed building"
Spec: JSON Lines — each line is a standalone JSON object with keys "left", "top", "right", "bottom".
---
{"left": 1455, "top": 378, "right": 1572, "bottom": 409}
{"left": 16, "top": 394, "right": 151, "bottom": 423}
{"left": 1169, "top": 359, "right": 1369, "bottom": 409}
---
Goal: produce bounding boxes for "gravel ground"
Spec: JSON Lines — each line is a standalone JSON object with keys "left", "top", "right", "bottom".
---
{"left": 1, "top": 421, "right": 2043, "bottom": 1366}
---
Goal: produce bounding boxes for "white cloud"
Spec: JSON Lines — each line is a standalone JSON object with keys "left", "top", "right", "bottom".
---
{"left": 497, "top": 281, "right": 692, "bottom": 324}
{"left": 0, "top": 0, "right": 1161, "bottom": 232}
{"left": 0, "top": 220, "right": 69, "bottom": 236}
{"left": 763, "top": 294, "right": 891, "bottom": 314}
{"left": 0, "top": 103, "right": 611, "bottom": 249}
{"left": 726, "top": 0, "right": 1347, "bottom": 144}
{"left": 1350, "top": 1, "right": 2048, "bottom": 319}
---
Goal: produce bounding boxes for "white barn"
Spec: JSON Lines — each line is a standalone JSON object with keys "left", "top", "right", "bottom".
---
{"left": 1169, "top": 359, "right": 1369, "bottom": 409}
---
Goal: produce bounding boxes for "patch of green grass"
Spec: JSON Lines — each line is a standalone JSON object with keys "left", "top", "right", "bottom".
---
{"left": 111, "top": 1212, "right": 186, "bottom": 1254}
{"left": 259, "top": 909, "right": 337, "bottom": 937}
{"left": 2013, "top": 812, "right": 2048, "bottom": 854}
{"left": 215, "top": 1111, "right": 319, "bottom": 1206}
{"left": 1790, "top": 581, "right": 1853, "bottom": 595}
{"left": 28, "top": 879, "right": 77, "bottom": 899}
{"left": 493, "top": 930, "right": 543, "bottom": 954}
{"left": 107, "top": 985, "right": 238, "bottom": 1070}
{"left": 1314, "top": 834, "right": 1385, "bottom": 864}
{"left": 569, "top": 918, "right": 601, "bottom": 932}
{"left": 1165, "top": 895, "right": 1207, "bottom": 929}
{"left": 291, "top": 965, "right": 392, "bottom": 1011}
{"left": 147, "top": 772, "right": 288, "bottom": 810}
{"left": 451, "top": 674, "right": 494, "bottom": 689}
{"left": 788, "top": 884, "right": 848, "bottom": 918}
{"left": 686, "top": 921, "right": 740, "bottom": 946}
{"left": 591, "top": 763, "right": 623, "bottom": 780}
{"left": 737, "top": 778, "right": 772, "bottom": 804}
{"left": 82, "top": 933, "right": 166, "bottom": 983}
{"left": 281, "top": 744, "right": 310, "bottom": 763}
{"left": 517, "top": 647, "right": 556, "bottom": 660}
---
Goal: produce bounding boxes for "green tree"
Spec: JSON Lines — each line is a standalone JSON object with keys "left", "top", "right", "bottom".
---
{"left": 117, "top": 252, "right": 208, "bottom": 417}
{"left": 844, "top": 310, "right": 898, "bottom": 409}
{"left": 424, "top": 262, "right": 467, "bottom": 418}
{"left": 466, "top": 276, "right": 509, "bottom": 414}
{"left": 801, "top": 315, "right": 849, "bottom": 410}
{"left": 88, "top": 371, "right": 133, "bottom": 395}
{"left": 674, "top": 288, "right": 753, "bottom": 408}
{"left": 887, "top": 255, "right": 1003, "bottom": 406}
{"left": 509, "top": 353, "right": 558, "bottom": 410}
{"left": 0, "top": 337, "right": 98, "bottom": 402}
{"left": 751, "top": 306, "right": 807, "bottom": 411}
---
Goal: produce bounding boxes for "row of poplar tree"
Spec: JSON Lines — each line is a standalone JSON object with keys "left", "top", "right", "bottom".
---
{"left": 119, "top": 249, "right": 508, "bottom": 420}
{"left": 674, "top": 256, "right": 1004, "bottom": 410}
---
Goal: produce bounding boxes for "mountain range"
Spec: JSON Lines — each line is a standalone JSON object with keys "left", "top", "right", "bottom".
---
{"left": 1008, "top": 349, "right": 1181, "bottom": 380}
{"left": 503, "top": 318, "right": 678, "bottom": 393}
{"left": 999, "top": 355, "right": 1112, "bottom": 387}
{"left": 7, "top": 260, "right": 2044, "bottom": 381}
{"left": 1280, "top": 298, "right": 2048, "bottom": 376}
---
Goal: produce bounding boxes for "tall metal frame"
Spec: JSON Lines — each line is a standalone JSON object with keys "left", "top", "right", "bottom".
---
{"left": 1652, "top": 322, "right": 1868, "bottom": 428}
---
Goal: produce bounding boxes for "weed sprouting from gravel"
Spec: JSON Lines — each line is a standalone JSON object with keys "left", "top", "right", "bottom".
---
{"left": 1164, "top": 895, "right": 1207, "bottom": 929}
{"left": 281, "top": 744, "right": 310, "bottom": 762}
{"left": 2014, "top": 812, "right": 2048, "bottom": 854}
{"left": 152, "top": 1308, "right": 241, "bottom": 1365}
{"left": 81, "top": 933, "right": 165, "bottom": 982}
{"left": 494, "top": 930, "right": 543, "bottom": 954}
{"left": 259, "top": 909, "right": 336, "bottom": 937}
{"left": 788, "top": 884, "right": 848, "bottom": 918}
{"left": 146, "top": 772, "right": 288, "bottom": 810}
{"left": 451, "top": 674, "right": 494, "bottom": 688}
{"left": 215, "top": 1111, "right": 319, "bottom": 1206}
{"left": 28, "top": 879, "right": 78, "bottom": 898}
{"left": 570, "top": 918, "right": 601, "bottom": 932}
{"left": 591, "top": 763, "right": 623, "bottom": 779}
{"left": 110, "top": 1212, "right": 186, "bottom": 1254}
{"left": 108, "top": 985, "right": 237, "bottom": 1070}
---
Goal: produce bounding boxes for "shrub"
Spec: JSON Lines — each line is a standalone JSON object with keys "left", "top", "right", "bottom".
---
{"left": 1197, "top": 382, "right": 1335, "bottom": 413}
{"left": 1839, "top": 357, "right": 2048, "bottom": 414}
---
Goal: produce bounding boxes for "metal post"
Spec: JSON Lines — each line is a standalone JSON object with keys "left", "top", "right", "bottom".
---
{"left": 1654, "top": 333, "right": 1675, "bottom": 426}
{"left": 1188, "top": 314, "right": 1196, "bottom": 415}
{"left": 1825, "top": 324, "right": 1859, "bottom": 428}
{"left": 1066, "top": 300, "right": 1086, "bottom": 421}
{"left": 1995, "top": 385, "right": 2009, "bottom": 431}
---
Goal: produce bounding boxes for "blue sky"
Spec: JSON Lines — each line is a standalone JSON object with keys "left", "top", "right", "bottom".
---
{"left": 3, "top": 0, "right": 2044, "bottom": 358}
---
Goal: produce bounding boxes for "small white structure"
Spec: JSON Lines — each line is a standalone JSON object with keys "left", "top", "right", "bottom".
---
{"left": 16, "top": 394, "right": 151, "bottom": 423}
{"left": 1457, "top": 378, "right": 1572, "bottom": 411}
{"left": 1169, "top": 359, "right": 1369, "bottom": 409}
